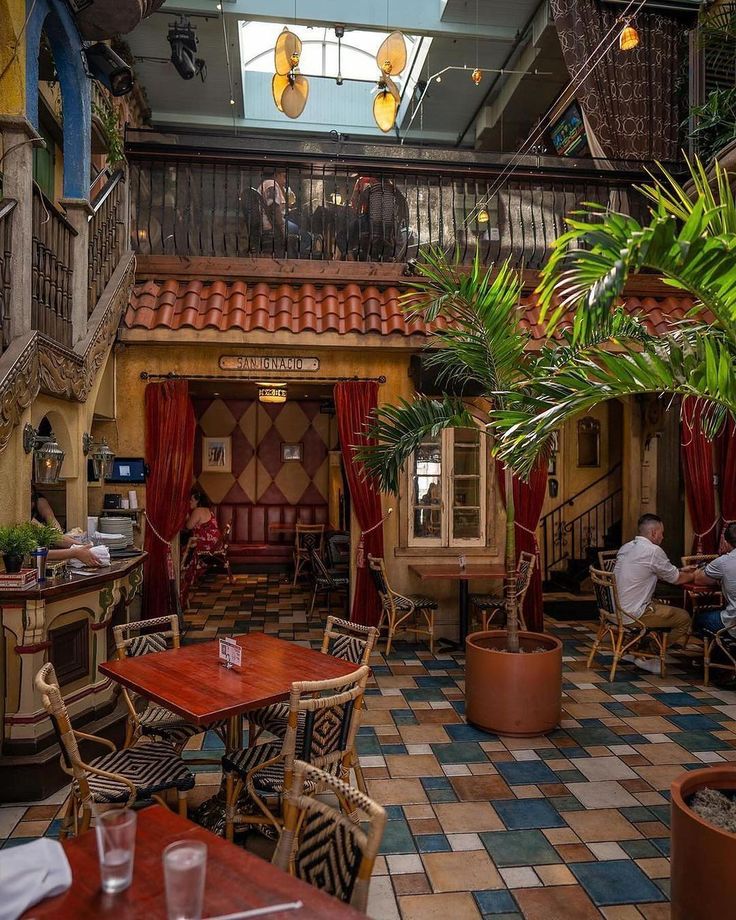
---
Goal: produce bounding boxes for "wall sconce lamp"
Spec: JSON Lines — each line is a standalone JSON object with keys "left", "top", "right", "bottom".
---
{"left": 23, "top": 424, "right": 66, "bottom": 484}
{"left": 83, "top": 432, "right": 116, "bottom": 481}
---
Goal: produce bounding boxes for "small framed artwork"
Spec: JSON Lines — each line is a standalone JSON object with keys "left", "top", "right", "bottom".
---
{"left": 281, "top": 442, "right": 303, "bottom": 462}
{"left": 202, "top": 436, "right": 231, "bottom": 472}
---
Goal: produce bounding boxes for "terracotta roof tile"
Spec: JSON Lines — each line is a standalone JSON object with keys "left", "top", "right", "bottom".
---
{"left": 125, "top": 280, "right": 698, "bottom": 339}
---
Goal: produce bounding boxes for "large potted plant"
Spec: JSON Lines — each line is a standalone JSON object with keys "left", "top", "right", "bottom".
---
{"left": 486, "top": 158, "right": 736, "bottom": 911}
{"left": 359, "top": 249, "right": 569, "bottom": 735}
{"left": 0, "top": 523, "right": 40, "bottom": 573}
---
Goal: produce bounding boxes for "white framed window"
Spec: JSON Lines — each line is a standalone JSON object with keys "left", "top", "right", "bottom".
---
{"left": 408, "top": 427, "right": 488, "bottom": 547}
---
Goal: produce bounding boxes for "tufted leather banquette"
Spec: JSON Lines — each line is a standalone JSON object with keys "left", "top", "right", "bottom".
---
{"left": 214, "top": 503, "right": 329, "bottom": 563}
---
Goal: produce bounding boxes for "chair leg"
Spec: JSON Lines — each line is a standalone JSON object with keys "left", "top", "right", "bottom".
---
{"left": 587, "top": 624, "right": 605, "bottom": 669}
{"left": 79, "top": 803, "right": 92, "bottom": 835}
{"left": 351, "top": 748, "right": 367, "bottom": 794}
{"left": 178, "top": 790, "right": 188, "bottom": 818}
{"left": 308, "top": 586, "right": 318, "bottom": 620}
{"left": 225, "top": 558, "right": 235, "bottom": 585}
{"left": 385, "top": 614, "right": 395, "bottom": 656}
{"left": 58, "top": 794, "right": 77, "bottom": 840}
{"left": 704, "top": 637, "right": 712, "bottom": 686}
{"left": 225, "top": 772, "right": 236, "bottom": 842}
{"left": 292, "top": 556, "right": 302, "bottom": 587}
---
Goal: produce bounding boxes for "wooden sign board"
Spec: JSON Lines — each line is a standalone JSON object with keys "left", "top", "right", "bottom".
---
{"left": 219, "top": 355, "right": 320, "bottom": 373}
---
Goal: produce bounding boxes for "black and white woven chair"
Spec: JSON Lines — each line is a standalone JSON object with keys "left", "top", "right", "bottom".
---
{"left": 247, "top": 616, "right": 378, "bottom": 790}
{"left": 308, "top": 546, "right": 350, "bottom": 620}
{"left": 702, "top": 624, "right": 736, "bottom": 686}
{"left": 368, "top": 554, "right": 437, "bottom": 654}
{"left": 293, "top": 523, "right": 325, "bottom": 586}
{"left": 470, "top": 550, "right": 536, "bottom": 632}
{"left": 35, "top": 662, "right": 195, "bottom": 838}
{"left": 273, "top": 760, "right": 387, "bottom": 912}
{"left": 223, "top": 665, "right": 370, "bottom": 842}
{"left": 113, "top": 615, "right": 227, "bottom": 752}
{"left": 597, "top": 549, "right": 618, "bottom": 572}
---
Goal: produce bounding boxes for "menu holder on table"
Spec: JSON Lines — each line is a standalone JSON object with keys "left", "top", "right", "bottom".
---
{"left": 218, "top": 636, "right": 243, "bottom": 671}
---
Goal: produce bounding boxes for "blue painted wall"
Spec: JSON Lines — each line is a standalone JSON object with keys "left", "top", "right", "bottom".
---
{"left": 26, "top": 0, "right": 90, "bottom": 200}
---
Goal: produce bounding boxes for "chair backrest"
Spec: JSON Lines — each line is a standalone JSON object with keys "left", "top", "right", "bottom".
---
{"left": 322, "top": 616, "right": 378, "bottom": 666}
{"left": 682, "top": 553, "right": 717, "bottom": 568}
{"left": 326, "top": 531, "right": 350, "bottom": 568}
{"left": 597, "top": 549, "right": 618, "bottom": 572}
{"left": 515, "top": 550, "right": 536, "bottom": 601}
{"left": 367, "top": 554, "right": 391, "bottom": 604}
{"left": 282, "top": 666, "right": 370, "bottom": 784}
{"left": 309, "top": 545, "right": 334, "bottom": 587}
{"left": 273, "top": 760, "right": 387, "bottom": 912}
{"left": 35, "top": 663, "right": 89, "bottom": 792}
{"left": 113, "top": 614, "right": 180, "bottom": 659}
{"left": 296, "top": 523, "right": 325, "bottom": 556}
{"left": 367, "top": 182, "right": 398, "bottom": 227}
{"left": 589, "top": 566, "right": 623, "bottom": 626}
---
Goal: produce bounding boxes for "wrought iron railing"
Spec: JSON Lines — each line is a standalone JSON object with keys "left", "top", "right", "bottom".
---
{"left": 31, "top": 184, "right": 75, "bottom": 347}
{"left": 540, "top": 463, "right": 623, "bottom": 580}
{"left": 127, "top": 152, "right": 653, "bottom": 267}
{"left": 0, "top": 198, "right": 16, "bottom": 352}
{"left": 88, "top": 169, "right": 126, "bottom": 315}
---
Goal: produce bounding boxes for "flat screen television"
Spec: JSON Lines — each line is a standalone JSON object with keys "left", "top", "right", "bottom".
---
{"left": 88, "top": 456, "right": 147, "bottom": 483}
{"left": 549, "top": 101, "right": 589, "bottom": 157}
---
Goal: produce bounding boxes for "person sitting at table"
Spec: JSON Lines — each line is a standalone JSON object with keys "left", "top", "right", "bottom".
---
{"left": 31, "top": 489, "right": 74, "bottom": 547}
{"left": 180, "top": 486, "right": 224, "bottom": 607}
{"left": 691, "top": 523, "right": 736, "bottom": 638}
{"left": 613, "top": 513, "right": 696, "bottom": 672}
{"left": 258, "top": 168, "right": 312, "bottom": 255}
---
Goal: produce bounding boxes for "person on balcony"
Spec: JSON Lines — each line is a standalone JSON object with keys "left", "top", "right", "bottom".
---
{"left": 691, "top": 523, "right": 736, "bottom": 637}
{"left": 614, "top": 513, "right": 696, "bottom": 672}
{"left": 258, "top": 168, "right": 312, "bottom": 254}
{"left": 180, "top": 485, "right": 224, "bottom": 608}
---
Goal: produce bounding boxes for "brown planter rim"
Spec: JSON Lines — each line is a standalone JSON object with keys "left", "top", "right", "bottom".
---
{"left": 671, "top": 766, "right": 736, "bottom": 841}
{"left": 466, "top": 629, "right": 563, "bottom": 655}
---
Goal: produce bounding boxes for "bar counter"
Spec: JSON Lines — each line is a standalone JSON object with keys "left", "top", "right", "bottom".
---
{"left": 0, "top": 553, "right": 146, "bottom": 802}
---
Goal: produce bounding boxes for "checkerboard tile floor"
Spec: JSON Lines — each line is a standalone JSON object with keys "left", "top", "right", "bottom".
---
{"left": 4, "top": 571, "right": 736, "bottom": 919}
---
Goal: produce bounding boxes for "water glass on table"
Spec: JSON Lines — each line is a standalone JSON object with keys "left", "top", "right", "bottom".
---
{"left": 95, "top": 808, "right": 137, "bottom": 894}
{"left": 164, "top": 840, "right": 207, "bottom": 920}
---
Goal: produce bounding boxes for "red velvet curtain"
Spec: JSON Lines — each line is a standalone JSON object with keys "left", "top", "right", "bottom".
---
{"left": 718, "top": 416, "right": 736, "bottom": 552}
{"left": 334, "top": 381, "right": 384, "bottom": 626}
{"left": 498, "top": 457, "right": 548, "bottom": 633}
{"left": 681, "top": 397, "right": 718, "bottom": 554}
{"left": 143, "top": 380, "right": 196, "bottom": 617}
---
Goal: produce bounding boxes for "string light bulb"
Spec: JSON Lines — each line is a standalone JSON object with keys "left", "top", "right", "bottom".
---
{"left": 619, "top": 21, "right": 639, "bottom": 51}
{"left": 471, "top": 67, "right": 482, "bottom": 85}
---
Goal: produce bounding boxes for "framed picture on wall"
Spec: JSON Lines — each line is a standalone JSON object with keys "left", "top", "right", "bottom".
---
{"left": 203, "top": 437, "right": 232, "bottom": 472}
{"left": 281, "top": 443, "right": 303, "bottom": 462}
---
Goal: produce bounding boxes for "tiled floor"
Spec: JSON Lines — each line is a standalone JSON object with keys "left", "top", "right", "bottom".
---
{"left": 4, "top": 571, "right": 736, "bottom": 919}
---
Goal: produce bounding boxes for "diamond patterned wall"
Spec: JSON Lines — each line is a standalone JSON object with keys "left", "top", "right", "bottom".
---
{"left": 193, "top": 398, "right": 336, "bottom": 508}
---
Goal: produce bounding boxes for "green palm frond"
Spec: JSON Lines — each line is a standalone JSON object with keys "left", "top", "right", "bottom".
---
{"left": 358, "top": 396, "right": 474, "bottom": 494}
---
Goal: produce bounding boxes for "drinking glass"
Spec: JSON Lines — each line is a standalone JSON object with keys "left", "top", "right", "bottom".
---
{"left": 163, "top": 840, "right": 207, "bottom": 920}
{"left": 96, "top": 808, "right": 137, "bottom": 894}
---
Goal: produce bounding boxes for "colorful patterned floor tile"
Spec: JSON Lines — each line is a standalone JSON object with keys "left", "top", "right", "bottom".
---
{"left": 4, "top": 571, "right": 736, "bottom": 918}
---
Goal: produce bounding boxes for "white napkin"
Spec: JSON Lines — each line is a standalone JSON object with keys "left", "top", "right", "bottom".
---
{"left": 93, "top": 531, "right": 126, "bottom": 540}
{"left": 68, "top": 544, "right": 111, "bottom": 568}
{"left": 0, "top": 837, "right": 72, "bottom": 919}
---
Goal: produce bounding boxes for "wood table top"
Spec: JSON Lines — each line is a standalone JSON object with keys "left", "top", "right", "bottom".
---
{"left": 23, "top": 804, "right": 364, "bottom": 919}
{"left": 409, "top": 563, "right": 507, "bottom": 581}
{"left": 0, "top": 554, "right": 146, "bottom": 602}
{"left": 99, "top": 632, "right": 360, "bottom": 725}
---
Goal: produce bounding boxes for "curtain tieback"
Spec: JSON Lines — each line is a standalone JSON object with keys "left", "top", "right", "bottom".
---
{"left": 143, "top": 511, "right": 172, "bottom": 547}
{"left": 694, "top": 519, "right": 719, "bottom": 538}
{"left": 514, "top": 522, "right": 539, "bottom": 538}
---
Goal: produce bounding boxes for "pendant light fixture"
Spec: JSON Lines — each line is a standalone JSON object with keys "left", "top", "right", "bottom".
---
{"left": 272, "top": 4, "right": 309, "bottom": 119}
{"left": 619, "top": 20, "right": 639, "bottom": 51}
{"left": 372, "top": 3, "right": 407, "bottom": 133}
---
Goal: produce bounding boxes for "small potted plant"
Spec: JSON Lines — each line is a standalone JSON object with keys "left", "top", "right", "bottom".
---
{"left": 0, "top": 523, "right": 40, "bottom": 573}
{"left": 29, "top": 522, "right": 62, "bottom": 582}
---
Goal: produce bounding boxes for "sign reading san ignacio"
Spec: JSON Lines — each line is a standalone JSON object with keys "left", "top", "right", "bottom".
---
{"left": 219, "top": 355, "right": 320, "bottom": 372}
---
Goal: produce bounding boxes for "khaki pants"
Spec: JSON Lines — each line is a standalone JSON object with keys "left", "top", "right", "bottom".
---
{"left": 638, "top": 603, "right": 691, "bottom": 648}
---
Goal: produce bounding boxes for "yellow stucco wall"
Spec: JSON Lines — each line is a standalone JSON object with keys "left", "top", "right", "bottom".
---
{"left": 0, "top": 0, "right": 27, "bottom": 117}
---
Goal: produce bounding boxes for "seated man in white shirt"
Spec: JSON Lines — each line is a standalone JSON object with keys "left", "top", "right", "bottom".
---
{"left": 691, "top": 523, "right": 736, "bottom": 638}
{"left": 613, "top": 514, "right": 696, "bottom": 665}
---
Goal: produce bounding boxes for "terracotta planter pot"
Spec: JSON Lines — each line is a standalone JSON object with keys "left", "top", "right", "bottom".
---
{"left": 671, "top": 767, "right": 736, "bottom": 920}
{"left": 465, "top": 630, "right": 562, "bottom": 736}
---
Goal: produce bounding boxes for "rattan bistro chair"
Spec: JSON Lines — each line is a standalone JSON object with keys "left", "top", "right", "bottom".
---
{"left": 703, "top": 625, "right": 736, "bottom": 686}
{"left": 588, "top": 567, "right": 671, "bottom": 681}
{"left": 368, "top": 554, "right": 437, "bottom": 654}
{"left": 308, "top": 546, "right": 350, "bottom": 620}
{"left": 223, "top": 666, "right": 370, "bottom": 842}
{"left": 469, "top": 551, "right": 536, "bottom": 632}
{"left": 247, "top": 617, "right": 378, "bottom": 791}
{"left": 113, "top": 615, "right": 227, "bottom": 751}
{"left": 597, "top": 549, "right": 618, "bottom": 572}
{"left": 35, "top": 663, "right": 194, "bottom": 838}
{"left": 293, "top": 524, "right": 325, "bottom": 586}
{"left": 273, "top": 760, "right": 387, "bottom": 913}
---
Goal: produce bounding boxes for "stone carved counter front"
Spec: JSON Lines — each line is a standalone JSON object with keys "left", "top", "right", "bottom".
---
{"left": 0, "top": 554, "right": 145, "bottom": 802}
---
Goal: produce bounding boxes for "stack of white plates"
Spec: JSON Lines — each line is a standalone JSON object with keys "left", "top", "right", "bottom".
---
{"left": 97, "top": 516, "right": 134, "bottom": 548}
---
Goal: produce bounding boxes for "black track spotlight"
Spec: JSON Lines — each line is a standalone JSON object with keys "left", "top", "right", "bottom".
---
{"left": 84, "top": 42, "right": 134, "bottom": 96}
{"left": 167, "top": 16, "right": 206, "bottom": 81}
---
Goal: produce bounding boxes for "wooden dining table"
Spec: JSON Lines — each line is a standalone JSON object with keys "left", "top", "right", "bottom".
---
{"left": 409, "top": 562, "right": 507, "bottom": 646}
{"left": 23, "top": 804, "right": 364, "bottom": 919}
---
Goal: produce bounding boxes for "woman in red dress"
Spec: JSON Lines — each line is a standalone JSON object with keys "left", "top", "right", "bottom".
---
{"left": 180, "top": 486, "right": 224, "bottom": 608}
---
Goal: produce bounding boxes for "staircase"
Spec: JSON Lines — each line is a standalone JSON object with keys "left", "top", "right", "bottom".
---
{"left": 541, "top": 463, "right": 622, "bottom": 599}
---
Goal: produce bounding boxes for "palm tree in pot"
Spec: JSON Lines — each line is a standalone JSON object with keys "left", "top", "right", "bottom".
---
{"left": 358, "top": 248, "right": 650, "bottom": 733}
{"left": 488, "top": 158, "right": 736, "bottom": 917}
